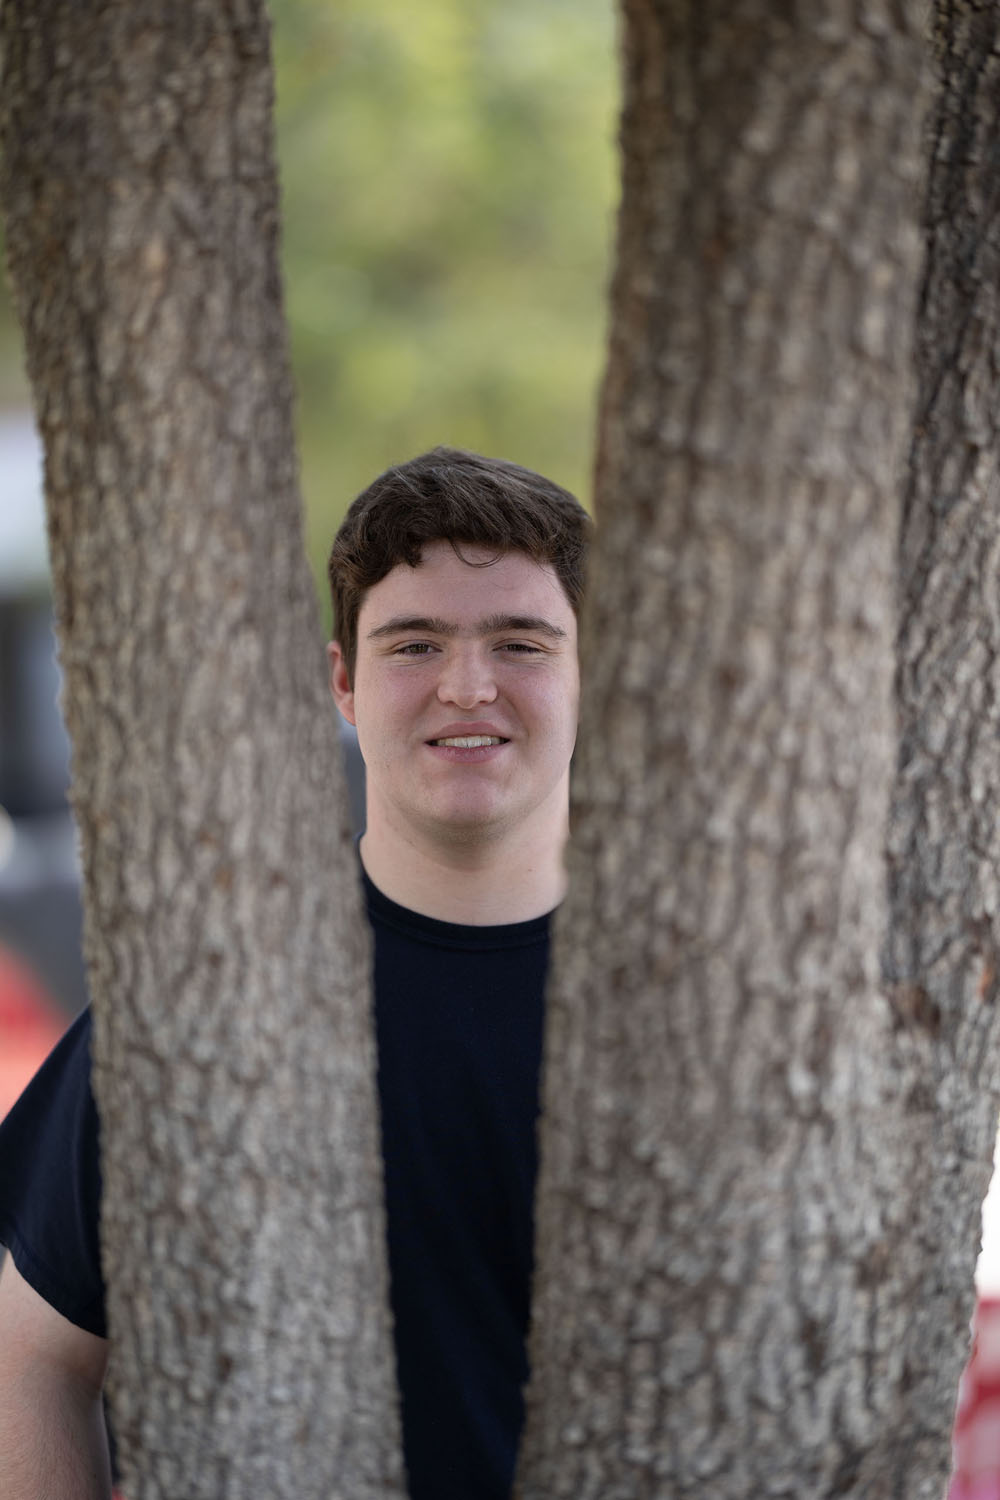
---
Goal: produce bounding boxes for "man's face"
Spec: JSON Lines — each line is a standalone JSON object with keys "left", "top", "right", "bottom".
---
{"left": 329, "top": 541, "right": 580, "bottom": 849}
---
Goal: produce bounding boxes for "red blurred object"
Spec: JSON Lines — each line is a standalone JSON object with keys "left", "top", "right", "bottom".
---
{"left": 0, "top": 941, "right": 67, "bottom": 1120}
{"left": 951, "top": 1297, "right": 1000, "bottom": 1500}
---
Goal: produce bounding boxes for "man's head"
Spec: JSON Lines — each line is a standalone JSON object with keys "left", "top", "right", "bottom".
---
{"left": 328, "top": 446, "right": 591, "bottom": 689}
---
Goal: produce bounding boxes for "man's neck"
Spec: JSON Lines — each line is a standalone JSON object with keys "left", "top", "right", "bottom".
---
{"left": 359, "top": 811, "right": 568, "bottom": 925}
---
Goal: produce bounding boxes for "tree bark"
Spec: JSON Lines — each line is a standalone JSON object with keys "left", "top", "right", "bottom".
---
{"left": 878, "top": 2, "right": 1000, "bottom": 1493}
{"left": 0, "top": 5, "right": 404, "bottom": 1498}
{"left": 518, "top": 3, "right": 933, "bottom": 1497}
{"left": 10, "top": 1, "right": 1000, "bottom": 1496}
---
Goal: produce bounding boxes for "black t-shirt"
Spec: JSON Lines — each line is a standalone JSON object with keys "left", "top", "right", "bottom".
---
{"left": 0, "top": 871, "right": 549, "bottom": 1500}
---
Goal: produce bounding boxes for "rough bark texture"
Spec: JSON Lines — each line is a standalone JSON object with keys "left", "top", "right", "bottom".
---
{"left": 879, "top": 2, "right": 1000, "bottom": 1493}
{"left": 518, "top": 4, "right": 932, "bottom": 1497}
{"left": 0, "top": 5, "right": 404, "bottom": 1498}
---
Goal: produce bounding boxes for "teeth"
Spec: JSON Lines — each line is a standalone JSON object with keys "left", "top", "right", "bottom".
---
{"left": 433, "top": 736, "right": 503, "bottom": 748}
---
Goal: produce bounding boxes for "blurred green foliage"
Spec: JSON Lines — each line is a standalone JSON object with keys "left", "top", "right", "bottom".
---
{"left": 273, "top": 0, "right": 617, "bottom": 603}
{"left": 1, "top": 0, "right": 617, "bottom": 600}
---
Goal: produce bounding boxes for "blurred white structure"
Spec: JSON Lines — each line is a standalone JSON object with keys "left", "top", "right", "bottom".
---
{"left": 977, "top": 1129, "right": 1000, "bottom": 1296}
{"left": 0, "top": 412, "right": 47, "bottom": 592}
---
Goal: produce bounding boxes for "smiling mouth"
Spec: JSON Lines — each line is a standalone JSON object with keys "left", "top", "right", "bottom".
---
{"left": 428, "top": 735, "right": 508, "bottom": 748}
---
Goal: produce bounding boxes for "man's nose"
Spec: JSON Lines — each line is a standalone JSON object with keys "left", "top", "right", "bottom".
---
{"left": 436, "top": 647, "right": 498, "bottom": 708}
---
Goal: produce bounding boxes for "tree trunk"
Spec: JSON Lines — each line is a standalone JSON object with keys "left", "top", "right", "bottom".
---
{"left": 0, "top": 5, "right": 404, "bottom": 1498}
{"left": 878, "top": 3, "right": 1000, "bottom": 1493}
{"left": 518, "top": 3, "right": 935, "bottom": 1497}
{"left": 8, "top": 0, "right": 1000, "bottom": 1496}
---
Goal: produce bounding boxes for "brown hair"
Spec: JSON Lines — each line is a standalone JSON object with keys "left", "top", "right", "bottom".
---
{"left": 328, "top": 446, "right": 591, "bottom": 684}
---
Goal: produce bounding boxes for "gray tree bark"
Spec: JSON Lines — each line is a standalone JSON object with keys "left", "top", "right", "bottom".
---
{"left": 518, "top": 3, "right": 941, "bottom": 1497}
{"left": 6, "top": 0, "right": 1000, "bottom": 1497}
{"left": 878, "top": 2, "right": 1000, "bottom": 1492}
{"left": 0, "top": 5, "right": 404, "bottom": 1498}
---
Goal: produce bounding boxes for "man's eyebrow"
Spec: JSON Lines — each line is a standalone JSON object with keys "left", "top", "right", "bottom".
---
{"left": 479, "top": 613, "right": 568, "bottom": 640}
{"left": 366, "top": 613, "right": 568, "bottom": 641}
{"left": 367, "top": 615, "right": 459, "bottom": 640}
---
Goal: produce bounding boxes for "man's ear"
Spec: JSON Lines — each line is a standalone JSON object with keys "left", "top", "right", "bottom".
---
{"left": 327, "top": 641, "right": 357, "bottom": 726}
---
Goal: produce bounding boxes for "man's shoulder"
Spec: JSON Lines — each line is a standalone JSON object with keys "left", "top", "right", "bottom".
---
{"left": 0, "top": 1005, "right": 105, "bottom": 1338}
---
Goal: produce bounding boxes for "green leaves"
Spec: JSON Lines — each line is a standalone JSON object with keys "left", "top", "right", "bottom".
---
{"left": 269, "top": 0, "right": 615, "bottom": 602}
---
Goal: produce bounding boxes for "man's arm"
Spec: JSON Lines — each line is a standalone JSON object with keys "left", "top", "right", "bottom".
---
{"left": 0, "top": 1253, "right": 111, "bottom": 1500}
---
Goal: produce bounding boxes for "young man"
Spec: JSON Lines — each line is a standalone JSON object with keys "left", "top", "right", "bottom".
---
{"left": 0, "top": 447, "right": 591, "bottom": 1500}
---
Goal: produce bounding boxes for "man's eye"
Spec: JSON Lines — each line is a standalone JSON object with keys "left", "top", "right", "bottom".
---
{"left": 395, "top": 642, "right": 435, "bottom": 656}
{"left": 499, "top": 641, "right": 543, "bottom": 654}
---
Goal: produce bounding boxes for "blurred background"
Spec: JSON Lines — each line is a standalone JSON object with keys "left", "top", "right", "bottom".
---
{"left": 275, "top": 0, "right": 616, "bottom": 613}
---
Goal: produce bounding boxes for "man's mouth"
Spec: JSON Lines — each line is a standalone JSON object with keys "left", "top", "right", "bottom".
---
{"left": 428, "top": 735, "right": 507, "bottom": 748}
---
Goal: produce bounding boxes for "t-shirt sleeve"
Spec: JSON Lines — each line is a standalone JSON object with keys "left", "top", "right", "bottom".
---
{"left": 0, "top": 1007, "right": 106, "bottom": 1337}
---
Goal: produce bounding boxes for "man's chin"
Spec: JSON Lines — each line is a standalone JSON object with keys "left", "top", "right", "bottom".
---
{"left": 411, "top": 795, "right": 514, "bottom": 846}
{"left": 427, "top": 811, "right": 510, "bottom": 845}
